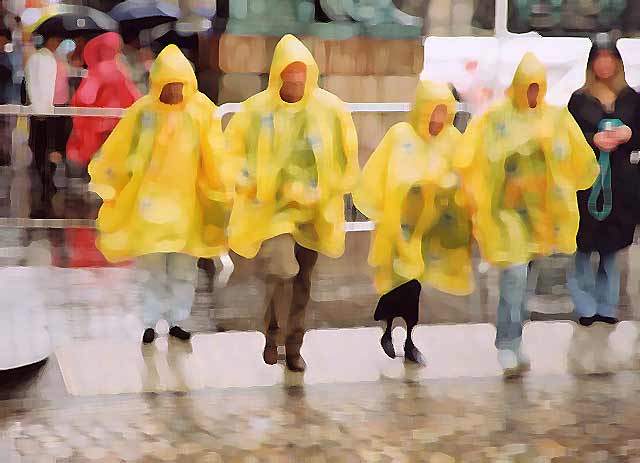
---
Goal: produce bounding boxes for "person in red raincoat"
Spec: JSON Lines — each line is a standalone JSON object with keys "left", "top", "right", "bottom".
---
{"left": 66, "top": 32, "right": 141, "bottom": 169}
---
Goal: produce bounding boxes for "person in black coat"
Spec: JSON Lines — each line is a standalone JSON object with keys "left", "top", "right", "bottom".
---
{"left": 567, "top": 35, "right": 640, "bottom": 326}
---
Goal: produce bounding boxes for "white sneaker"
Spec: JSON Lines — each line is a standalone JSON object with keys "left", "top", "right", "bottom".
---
{"left": 498, "top": 349, "right": 529, "bottom": 378}
{"left": 498, "top": 349, "right": 518, "bottom": 369}
{"left": 498, "top": 349, "right": 531, "bottom": 378}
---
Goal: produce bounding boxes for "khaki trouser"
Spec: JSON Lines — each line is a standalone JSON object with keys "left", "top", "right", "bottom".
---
{"left": 258, "top": 235, "right": 318, "bottom": 352}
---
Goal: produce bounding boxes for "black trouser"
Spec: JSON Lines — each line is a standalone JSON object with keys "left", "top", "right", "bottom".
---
{"left": 29, "top": 117, "right": 56, "bottom": 198}
{"left": 0, "top": 115, "right": 15, "bottom": 166}
{"left": 375, "top": 280, "right": 422, "bottom": 345}
{"left": 28, "top": 115, "right": 71, "bottom": 199}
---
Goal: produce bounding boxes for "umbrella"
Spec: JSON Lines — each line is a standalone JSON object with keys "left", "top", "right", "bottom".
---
{"left": 109, "top": 0, "right": 181, "bottom": 42}
{"left": 23, "top": 5, "right": 118, "bottom": 39}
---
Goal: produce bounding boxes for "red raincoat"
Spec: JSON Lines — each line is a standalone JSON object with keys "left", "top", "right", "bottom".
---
{"left": 66, "top": 32, "right": 141, "bottom": 166}
{"left": 53, "top": 228, "right": 132, "bottom": 268}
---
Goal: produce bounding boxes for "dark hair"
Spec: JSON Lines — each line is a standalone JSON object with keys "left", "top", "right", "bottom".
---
{"left": 587, "top": 34, "right": 622, "bottom": 68}
{"left": 448, "top": 83, "right": 461, "bottom": 102}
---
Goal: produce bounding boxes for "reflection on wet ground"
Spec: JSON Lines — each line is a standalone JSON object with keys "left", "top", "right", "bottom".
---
{"left": 3, "top": 369, "right": 640, "bottom": 461}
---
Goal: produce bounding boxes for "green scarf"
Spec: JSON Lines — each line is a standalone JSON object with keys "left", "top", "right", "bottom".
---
{"left": 588, "top": 118, "right": 622, "bottom": 221}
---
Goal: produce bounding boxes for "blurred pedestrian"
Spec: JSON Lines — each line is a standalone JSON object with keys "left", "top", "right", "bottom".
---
{"left": 0, "top": 26, "right": 19, "bottom": 166}
{"left": 458, "top": 52, "right": 599, "bottom": 377}
{"left": 0, "top": 27, "right": 19, "bottom": 104}
{"left": 66, "top": 32, "right": 140, "bottom": 174}
{"left": 121, "top": 35, "right": 153, "bottom": 94}
{"left": 353, "top": 80, "right": 475, "bottom": 365}
{"left": 24, "top": 32, "right": 70, "bottom": 210}
{"left": 225, "top": 35, "right": 360, "bottom": 372}
{"left": 567, "top": 36, "right": 640, "bottom": 326}
{"left": 88, "top": 45, "right": 230, "bottom": 344}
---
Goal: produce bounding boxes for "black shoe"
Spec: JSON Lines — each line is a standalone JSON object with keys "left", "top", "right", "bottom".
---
{"left": 578, "top": 316, "right": 597, "bottom": 327}
{"left": 404, "top": 342, "right": 426, "bottom": 365}
{"left": 380, "top": 333, "right": 395, "bottom": 359}
{"left": 169, "top": 326, "right": 191, "bottom": 341}
{"left": 142, "top": 328, "right": 156, "bottom": 344}
{"left": 595, "top": 314, "right": 619, "bottom": 325}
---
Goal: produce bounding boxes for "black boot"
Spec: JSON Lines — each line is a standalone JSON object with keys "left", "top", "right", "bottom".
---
{"left": 404, "top": 323, "right": 425, "bottom": 365}
{"left": 142, "top": 328, "right": 156, "bottom": 344}
{"left": 404, "top": 340, "right": 426, "bottom": 365}
{"left": 169, "top": 326, "right": 191, "bottom": 341}
{"left": 380, "top": 320, "right": 395, "bottom": 359}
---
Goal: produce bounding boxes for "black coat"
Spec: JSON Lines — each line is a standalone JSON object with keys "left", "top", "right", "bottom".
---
{"left": 0, "top": 52, "right": 19, "bottom": 105}
{"left": 568, "top": 87, "right": 640, "bottom": 253}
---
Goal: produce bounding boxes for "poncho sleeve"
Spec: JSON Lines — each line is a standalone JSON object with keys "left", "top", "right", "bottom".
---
{"left": 222, "top": 105, "right": 253, "bottom": 195}
{"left": 88, "top": 103, "right": 141, "bottom": 201}
{"left": 562, "top": 107, "right": 600, "bottom": 191}
{"left": 198, "top": 106, "right": 233, "bottom": 203}
{"left": 336, "top": 104, "right": 360, "bottom": 193}
{"left": 352, "top": 124, "right": 399, "bottom": 221}
{"left": 68, "top": 72, "right": 101, "bottom": 134}
{"left": 454, "top": 114, "right": 486, "bottom": 215}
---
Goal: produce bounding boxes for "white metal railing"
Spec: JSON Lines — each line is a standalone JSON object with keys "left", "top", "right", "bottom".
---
{"left": 0, "top": 104, "right": 125, "bottom": 118}
{"left": 0, "top": 101, "right": 467, "bottom": 118}
{"left": 0, "top": 101, "right": 469, "bottom": 232}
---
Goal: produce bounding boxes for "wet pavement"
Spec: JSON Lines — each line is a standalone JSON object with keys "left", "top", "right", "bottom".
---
{"left": 3, "top": 365, "right": 640, "bottom": 462}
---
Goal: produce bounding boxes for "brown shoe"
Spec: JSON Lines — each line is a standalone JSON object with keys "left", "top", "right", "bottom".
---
{"left": 285, "top": 341, "right": 306, "bottom": 372}
{"left": 263, "top": 343, "right": 278, "bottom": 365}
{"left": 285, "top": 353, "right": 306, "bottom": 372}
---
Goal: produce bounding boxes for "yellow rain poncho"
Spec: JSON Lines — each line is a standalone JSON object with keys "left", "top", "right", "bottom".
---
{"left": 353, "top": 80, "right": 475, "bottom": 296}
{"left": 458, "top": 53, "right": 599, "bottom": 267}
{"left": 225, "top": 34, "right": 359, "bottom": 259}
{"left": 89, "top": 45, "right": 229, "bottom": 263}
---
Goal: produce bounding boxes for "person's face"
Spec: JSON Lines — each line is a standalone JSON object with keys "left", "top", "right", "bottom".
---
{"left": 428, "top": 104, "right": 448, "bottom": 136}
{"left": 527, "top": 83, "right": 539, "bottom": 109}
{"left": 45, "top": 37, "right": 62, "bottom": 51}
{"left": 593, "top": 50, "right": 618, "bottom": 80}
{"left": 280, "top": 62, "right": 307, "bottom": 103}
{"left": 160, "top": 82, "right": 183, "bottom": 105}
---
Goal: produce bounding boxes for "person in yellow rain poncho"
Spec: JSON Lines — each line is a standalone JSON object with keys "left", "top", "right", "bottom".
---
{"left": 89, "top": 45, "right": 229, "bottom": 344}
{"left": 224, "top": 35, "right": 359, "bottom": 372}
{"left": 353, "top": 80, "right": 474, "bottom": 365}
{"left": 458, "top": 52, "right": 599, "bottom": 376}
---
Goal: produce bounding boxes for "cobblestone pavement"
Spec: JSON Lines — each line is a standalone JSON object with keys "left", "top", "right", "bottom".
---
{"left": 2, "top": 372, "right": 640, "bottom": 462}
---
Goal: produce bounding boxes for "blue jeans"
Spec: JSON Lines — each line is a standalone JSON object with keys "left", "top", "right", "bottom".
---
{"left": 136, "top": 253, "right": 198, "bottom": 328}
{"left": 495, "top": 264, "right": 529, "bottom": 352}
{"left": 567, "top": 250, "right": 620, "bottom": 318}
